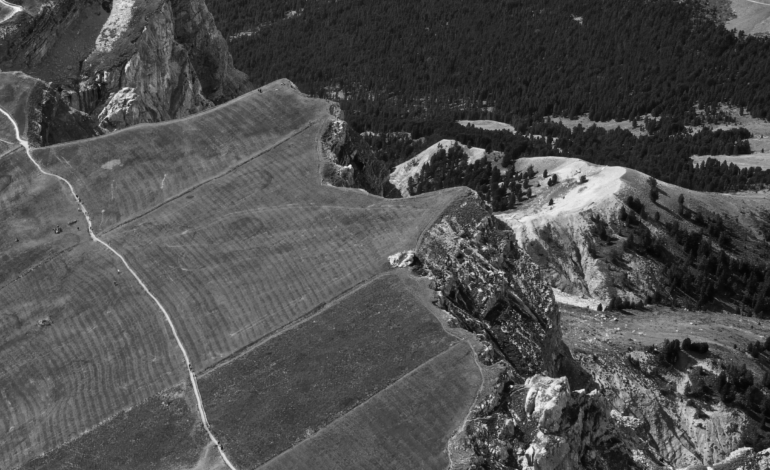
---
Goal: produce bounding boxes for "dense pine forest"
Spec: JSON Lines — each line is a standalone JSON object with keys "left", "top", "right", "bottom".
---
{"left": 209, "top": 0, "right": 770, "bottom": 194}
{"left": 212, "top": 0, "right": 770, "bottom": 124}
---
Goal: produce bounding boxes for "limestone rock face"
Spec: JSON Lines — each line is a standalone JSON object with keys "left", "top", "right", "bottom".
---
{"left": 83, "top": 0, "right": 215, "bottom": 130}
{"left": 417, "top": 192, "right": 591, "bottom": 385}
{"left": 170, "top": 0, "right": 251, "bottom": 103}
{"left": 30, "top": 80, "right": 102, "bottom": 146}
{"left": 97, "top": 87, "right": 148, "bottom": 130}
{"left": 518, "top": 375, "right": 638, "bottom": 470}
{"left": 1, "top": 0, "right": 251, "bottom": 137}
{"left": 89, "top": 0, "right": 217, "bottom": 130}
{"left": 525, "top": 375, "right": 570, "bottom": 434}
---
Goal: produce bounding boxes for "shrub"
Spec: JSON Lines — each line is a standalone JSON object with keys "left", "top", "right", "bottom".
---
{"left": 659, "top": 339, "right": 681, "bottom": 365}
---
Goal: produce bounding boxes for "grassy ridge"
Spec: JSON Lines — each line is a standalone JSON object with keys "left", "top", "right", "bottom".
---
{"left": 261, "top": 342, "right": 481, "bottom": 470}
{"left": 32, "top": 80, "right": 332, "bottom": 232}
{"left": 198, "top": 272, "right": 458, "bottom": 468}
{"left": 102, "top": 120, "right": 465, "bottom": 367}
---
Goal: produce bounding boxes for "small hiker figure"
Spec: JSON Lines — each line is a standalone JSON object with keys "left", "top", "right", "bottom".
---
{"left": 53, "top": 226, "right": 62, "bottom": 234}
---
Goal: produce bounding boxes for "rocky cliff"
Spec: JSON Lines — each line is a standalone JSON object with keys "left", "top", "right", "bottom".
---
{"left": 398, "top": 189, "right": 770, "bottom": 469}
{"left": 1, "top": 0, "right": 251, "bottom": 137}
{"left": 406, "top": 192, "right": 653, "bottom": 468}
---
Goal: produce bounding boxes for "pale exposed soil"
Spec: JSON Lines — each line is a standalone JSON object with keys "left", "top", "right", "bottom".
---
{"left": 691, "top": 153, "right": 770, "bottom": 170}
{"left": 389, "top": 139, "right": 486, "bottom": 197}
{"left": 549, "top": 114, "right": 650, "bottom": 136}
{"left": 457, "top": 119, "right": 517, "bottom": 133}
{"left": 726, "top": 0, "right": 770, "bottom": 34}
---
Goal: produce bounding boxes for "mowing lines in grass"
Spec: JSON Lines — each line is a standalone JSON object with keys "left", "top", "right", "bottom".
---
{"left": 102, "top": 121, "right": 466, "bottom": 368}
{"left": 0, "top": 107, "right": 238, "bottom": 470}
{"left": 260, "top": 342, "right": 482, "bottom": 470}
{"left": 0, "top": 240, "right": 186, "bottom": 469}
{"left": 32, "top": 80, "right": 333, "bottom": 232}
{"left": 198, "top": 273, "right": 459, "bottom": 468}
{"left": 20, "top": 388, "right": 210, "bottom": 470}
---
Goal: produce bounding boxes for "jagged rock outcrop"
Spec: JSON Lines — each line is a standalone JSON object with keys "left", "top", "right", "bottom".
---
{"left": 169, "top": 0, "right": 250, "bottom": 104}
{"left": 320, "top": 115, "right": 394, "bottom": 195}
{"left": 93, "top": 0, "right": 212, "bottom": 129}
{"left": 521, "top": 375, "right": 644, "bottom": 470}
{"left": 27, "top": 79, "right": 102, "bottom": 146}
{"left": 410, "top": 192, "right": 647, "bottom": 468}
{"left": 417, "top": 192, "right": 591, "bottom": 385}
{"left": 0, "top": 0, "right": 87, "bottom": 71}
{"left": 2, "top": 0, "right": 251, "bottom": 135}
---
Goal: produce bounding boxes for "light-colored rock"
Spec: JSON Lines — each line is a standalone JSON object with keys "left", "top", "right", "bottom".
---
{"left": 98, "top": 87, "right": 148, "bottom": 130}
{"left": 525, "top": 375, "right": 570, "bottom": 433}
{"left": 91, "top": 0, "right": 212, "bottom": 130}
{"left": 528, "top": 431, "right": 571, "bottom": 469}
{"left": 388, "top": 251, "right": 416, "bottom": 268}
{"left": 2, "top": 0, "right": 251, "bottom": 135}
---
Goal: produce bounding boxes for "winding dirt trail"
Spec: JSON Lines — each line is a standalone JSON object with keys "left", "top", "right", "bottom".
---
{"left": 0, "top": 108, "right": 239, "bottom": 470}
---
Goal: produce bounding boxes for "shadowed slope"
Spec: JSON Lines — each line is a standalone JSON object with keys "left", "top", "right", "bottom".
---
{"left": 199, "top": 272, "right": 463, "bottom": 468}
{"left": 260, "top": 342, "right": 481, "bottom": 470}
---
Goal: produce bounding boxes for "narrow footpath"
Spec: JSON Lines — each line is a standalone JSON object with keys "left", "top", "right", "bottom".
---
{"left": 0, "top": 108, "right": 239, "bottom": 470}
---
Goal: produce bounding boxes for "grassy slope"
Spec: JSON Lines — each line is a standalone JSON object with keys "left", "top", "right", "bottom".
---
{"left": 32, "top": 80, "right": 333, "bottom": 232}
{"left": 508, "top": 156, "right": 770, "bottom": 265}
{"left": 3, "top": 77, "right": 471, "bottom": 468}
{"left": 619, "top": 167, "right": 770, "bottom": 261}
{"left": 20, "top": 387, "right": 209, "bottom": 470}
{"left": 33, "top": 83, "right": 465, "bottom": 368}
{"left": 0, "top": 74, "right": 187, "bottom": 469}
{"left": 260, "top": 342, "right": 482, "bottom": 470}
{"left": 562, "top": 304, "right": 770, "bottom": 373}
{"left": 0, "top": 71, "right": 37, "bottom": 138}
{"left": 0, "top": 165, "right": 186, "bottom": 469}
{"left": 199, "top": 271, "right": 459, "bottom": 468}
{"left": 727, "top": 0, "right": 770, "bottom": 34}
{"left": 691, "top": 153, "right": 770, "bottom": 170}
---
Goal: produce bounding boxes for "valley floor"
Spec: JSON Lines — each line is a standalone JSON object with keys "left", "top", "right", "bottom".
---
{"left": 561, "top": 303, "right": 770, "bottom": 378}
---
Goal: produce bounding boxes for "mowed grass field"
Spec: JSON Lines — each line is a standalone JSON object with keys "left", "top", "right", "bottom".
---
{"left": 20, "top": 386, "right": 210, "bottom": 470}
{"left": 0, "top": 234, "right": 187, "bottom": 468}
{"left": 32, "top": 79, "right": 334, "bottom": 232}
{"left": 31, "top": 82, "right": 468, "bottom": 368}
{"left": 261, "top": 342, "right": 481, "bottom": 470}
{"left": 198, "top": 272, "right": 461, "bottom": 468}
{"left": 0, "top": 82, "right": 186, "bottom": 468}
{"left": 2, "top": 74, "right": 476, "bottom": 468}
